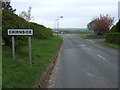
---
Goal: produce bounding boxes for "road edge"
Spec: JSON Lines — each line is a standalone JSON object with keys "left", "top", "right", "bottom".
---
{"left": 35, "top": 38, "right": 63, "bottom": 88}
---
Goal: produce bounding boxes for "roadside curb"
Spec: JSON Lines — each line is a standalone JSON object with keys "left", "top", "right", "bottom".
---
{"left": 36, "top": 39, "right": 63, "bottom": 88}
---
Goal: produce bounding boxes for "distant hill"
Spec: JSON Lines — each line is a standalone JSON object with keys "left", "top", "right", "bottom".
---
{"left": 52, "top": 28, "right": 94, "bottom": 34}
{"left": 52, "top": 28, "right": 88, "bottom": 31}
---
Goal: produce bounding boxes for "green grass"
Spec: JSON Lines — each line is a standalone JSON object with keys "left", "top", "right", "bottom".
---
{"left": 2, "top": 36, "right": 63, "bottom": 88}
{"left": 0, "top": 9, "right": 2, "bottom": 14}
{"left": 79, "top": 34, "right": 93, "bottom": 38}
{"left": 99, "top": 41, "right": 120, "bottom": 49}
{"left": 0, "top": 49, "right": 1, "bottom": 89}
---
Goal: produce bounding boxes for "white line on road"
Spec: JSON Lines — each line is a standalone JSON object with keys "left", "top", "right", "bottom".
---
{"left": 67, "top": 34, "right": 73, "bottom": 38}
{"left": 89, "top": 40, "right": 94, "bottom": 43}
{"left": 97, "top": 55, "right": 109, "bottom": 63}
{"left": 80, "top": 44, "right": 85, "bottom": 46}
{"left": 86, "top": 39, "right": 94, "bottom": 43}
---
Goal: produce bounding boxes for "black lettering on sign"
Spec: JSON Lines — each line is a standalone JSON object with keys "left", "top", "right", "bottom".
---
{"left": 26, "top": 31, "right": 28, "bottom": 34}
{"left": 9, "top": 31, "right": 11, "bottom": 34}
{"left": 12, "top": 31, "right": 14, "bottom": 34}
{"left": 29, "top": 31, "right": 31, "bottom": 34}
{"left": 8, "top": 29, "right": 33, "bottom": 35}
{"left": 22, "top": 31, "right": 25, "bottom": 34}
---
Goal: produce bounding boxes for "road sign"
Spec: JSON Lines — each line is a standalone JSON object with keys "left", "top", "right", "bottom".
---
{"left": 8, "top": 29, "right": 33, "bottom": 66}
{"left": 8, "top": 29, "right": 33, "bottom": 35}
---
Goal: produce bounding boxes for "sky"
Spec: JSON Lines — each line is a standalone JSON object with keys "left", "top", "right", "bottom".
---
{"left": 11, "top": 0, "right": 119, "bottom": 28}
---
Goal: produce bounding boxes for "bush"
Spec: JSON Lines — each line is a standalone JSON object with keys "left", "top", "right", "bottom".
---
{"left": 2, "top": 9, "right": 53, "bottom": 47}
{"left": 116, "top": 19, "right": 120, "bottom": 32}
{"left": 109, "top": 25, "right": 117, "bottom": 33}
{"left": 105, "top": 20, "right": 120, "bottom": 45}
{"left": 29, "top": 22, "right": 53, "bottom": 39}
{"left": 109, "top": 20, "right": 120, "bottom": 33}
{"left": 2, "top": 9, "right": 29, "bottom": 46}
{"left": 105, "top": 33, "right": 120, "bottom": 44}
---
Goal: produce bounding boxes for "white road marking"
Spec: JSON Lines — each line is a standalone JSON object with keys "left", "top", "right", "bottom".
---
{"left": 86, "top": 39, "right": 94, "bottom": 43}
{"left": 68, "top": 34, "right": 71, "bottom": 36}
{"left": 86, "top": 71, "right": 94, "bottom": 77}
{"left": 82, "top": 69, "right": 94, "bottom": 77}
{"left": 88, "top": 40, "right": 94, "bottom": 43}
{"left": 67, "top": 34, "right": 73, "bottom": 38}
{"left": 97, "top": 55, "right": 109, "bottom": 63}
{"left": 80, "top": 45, "right": 85, "bottom": 46}
{"left": 90, "top": 40, "right": 94, "bottom": 43}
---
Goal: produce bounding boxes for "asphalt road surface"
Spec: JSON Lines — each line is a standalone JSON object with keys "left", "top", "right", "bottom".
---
{"left": 49, "top": 34, "right": 118, "bottom": 88}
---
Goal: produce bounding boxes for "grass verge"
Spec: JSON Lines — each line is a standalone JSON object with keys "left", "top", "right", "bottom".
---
{"left": 2, "top": 36, "right": 63, "bottom": 88}
{"left": 79, "top": 34, "right": 93, "bottom": 38}
{"left": 0, "top": 50, "right": 1, "bottom": 89}
{"left": 99, "top": 41, "right": 120, "bottom": 50}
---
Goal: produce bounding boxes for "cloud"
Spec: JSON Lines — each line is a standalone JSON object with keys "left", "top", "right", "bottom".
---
{"left": 11, "top": 0, "right": 119, "bottom": 28}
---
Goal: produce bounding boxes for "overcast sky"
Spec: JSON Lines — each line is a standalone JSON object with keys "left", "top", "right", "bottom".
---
{"left": 11, "top": 0, "right": 119, "bottom": 28}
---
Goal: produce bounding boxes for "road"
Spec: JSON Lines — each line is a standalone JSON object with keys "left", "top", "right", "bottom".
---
{"left": 49, "top": 34, "right": 118, "bottom": 88}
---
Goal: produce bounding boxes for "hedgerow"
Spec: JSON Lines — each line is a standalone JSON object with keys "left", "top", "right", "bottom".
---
{"left": 2, "top": 9, "right": 53, "bottom": 47}
{"left": 105, "top": 20, "right": 120, "bottom": 44}
{"left": 105, "top": 33, "right": 120, "bottom": 44}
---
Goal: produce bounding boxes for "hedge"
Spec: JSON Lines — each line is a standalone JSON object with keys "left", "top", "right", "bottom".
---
{"left": 29, "top": 22, "right": 53, "bottom": 39}
{"left": 2, "top": 9, "right": 53, "bottom": 47}
{"left": 2, "top": 9, "right": 29, "bottom": 46}
{"left": 105, "top": 33, "right": 120, "bottom": 44}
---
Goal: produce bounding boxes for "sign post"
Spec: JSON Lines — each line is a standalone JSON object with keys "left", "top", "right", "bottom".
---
{"left": 12, "top": 36, "right": 15, "bottom": 59}
{"left": 8, "top": 29, "right": 33, "bottom": 66}
{"left": 28, "top": 36, "right": 32, "bottom": 66}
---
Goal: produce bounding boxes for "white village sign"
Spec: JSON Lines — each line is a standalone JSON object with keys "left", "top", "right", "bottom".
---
{"left": 8, "top": 29, "right": 33, "bottom": 66}
{"left": 8, "top": 29, "right": 33, "bottom": 35}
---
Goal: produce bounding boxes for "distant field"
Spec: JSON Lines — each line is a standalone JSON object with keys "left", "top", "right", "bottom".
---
{"left": 80, "top": 33, "right": 93, "bottom": 38}
{"left": 52, "top": 28, "right": 94, "bottom": 34}
{"left": 54, "top": 30, "right": 94, "bottom": 34}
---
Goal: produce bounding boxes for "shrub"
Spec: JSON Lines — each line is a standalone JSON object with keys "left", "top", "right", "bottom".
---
{"left": 105, "top": 20, "right": 120, "bottom": 45}
{"left": 109, "top": 25, "right": 117, "bottom": 33}
{"left": 29, "top": 22, "right": 53, "bottom": 39}
{"left": 109, "top": 20, "right": 120, "bottom": 33}
{"left": 2, "top": 9, "right": 29, "bottom": 46}
{"left": 116, "top": 20, "right": 120, "bottom": 32}
{"left": 105, "top": 33, "right": 120, "bottom": 44}
{"left": 2, "top": 9, "right": 53, "bottom": 47}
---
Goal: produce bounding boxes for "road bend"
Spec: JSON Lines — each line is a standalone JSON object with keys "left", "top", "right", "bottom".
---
{"left": 51, "top": 34, "right": 118, "bottom": 88}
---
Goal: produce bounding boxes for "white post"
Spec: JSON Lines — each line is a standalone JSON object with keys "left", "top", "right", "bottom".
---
{"left": 57, "top": 20, "right": 59, "bottom": 33}
{"left": 28, "top": 36, "right": 32, "bottom": 66}
{"left": 12, "top": 36, "right": 15, "bottom": 59}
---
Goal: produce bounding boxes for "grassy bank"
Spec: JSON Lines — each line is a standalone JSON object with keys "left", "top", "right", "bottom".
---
{"left": 2, "top": 36, "right": 63, "bottom": 88}
{"left": 99, "top": 41, "right": 120, "bottom": 49}
{"left": 0, "top": 49, "right": 1, "bottom": 89}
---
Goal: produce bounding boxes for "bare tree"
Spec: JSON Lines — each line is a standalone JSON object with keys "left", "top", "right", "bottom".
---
{"left": 19, "top": 6, "right": 34, "bottom": 21}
